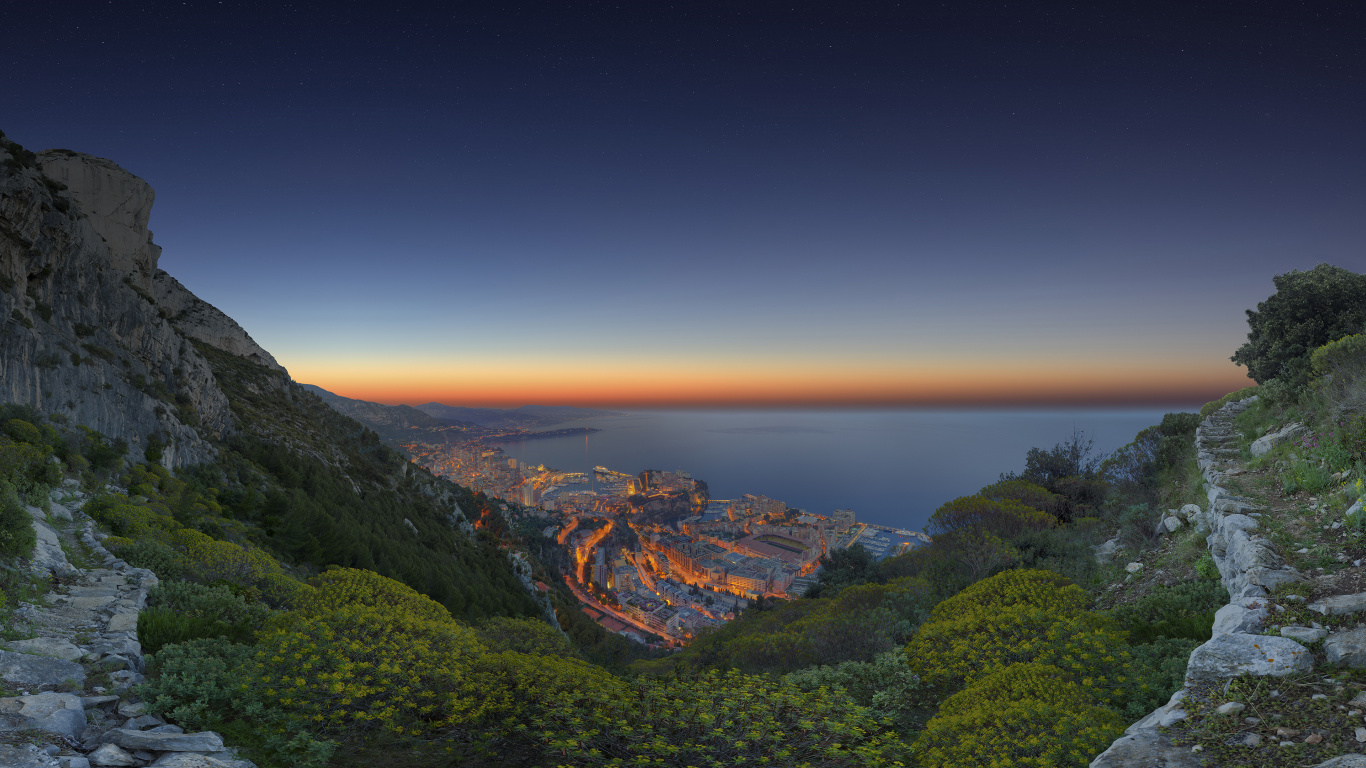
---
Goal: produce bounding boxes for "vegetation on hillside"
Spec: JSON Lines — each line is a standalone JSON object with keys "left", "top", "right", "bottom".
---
{"left": 3, "top": 263, "right": 1365, "bottom": 767}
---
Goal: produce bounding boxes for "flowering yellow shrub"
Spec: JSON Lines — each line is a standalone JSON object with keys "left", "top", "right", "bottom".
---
{"left": 521, "top": 668, "right": 909, "bottom": 767}
{"left": 928, "top": 568, "right": 1090, "bottom": 623}
{"left": 936, "top": 663, "right": 1098, "bottom": 715}
{"left": 908, "top": 570, "right": 1127, "bottom": 700}
{"left": 916, "top": 663, "right": 1124, "bottom": 768}
{"left": 253, "top": 602, "right": 487, "bottom": 737}
{"left": 294, "top": 567, "right": 453, "bottom": 623}
{"left": 167, "top": 528, "right": 281, "bottom": 585}
{"left": 258, "top": 572, "right": 314, "bottom": 609}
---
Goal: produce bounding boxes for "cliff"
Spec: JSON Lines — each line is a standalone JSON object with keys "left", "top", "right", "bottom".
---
{"left": 0, "top": 135, "right": 280, "bottom": 466}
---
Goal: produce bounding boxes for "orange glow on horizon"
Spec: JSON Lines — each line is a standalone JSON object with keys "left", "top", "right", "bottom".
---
{"left": 292, "top": 356, "right": 1253, "bottom": 409}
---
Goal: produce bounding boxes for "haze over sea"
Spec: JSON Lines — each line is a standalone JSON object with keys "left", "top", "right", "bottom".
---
{"left": 492, "top": 407, "right": 1199, "bottom": 533}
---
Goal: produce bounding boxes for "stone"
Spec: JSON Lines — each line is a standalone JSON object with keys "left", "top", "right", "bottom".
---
{"left": 81, "top": 695, "right": 121, "bottom": 708}
{"left": 124, "top": 714, "right": 166, "bottom": 730}
{"left": 1087, "top": 732, "right": 1202, "bottom": 768}
{"left": 0, "top": 691, "right": 87, "bottom": 740}
{"left": 1216, "top": 701, "right": 1246, "bottom": 714}
{"left": 1281, "top": 626, "right": 1328, "bottom": 643}
{"left": 106, "top": 728, "right": 225, "bottom": 752}
{"left": 1125, "top": 562, "right": 1143, "bottom": 573}
{"left": 5, "top": 637, "right": 85, "bottom": 662}
{"left": 59, "top": 757, "right": 92, "bottom": 768}
{"left": 1181, "top": 503, "right": 1203, "bottom": 521}
{"left": 115, "top": 699, "right": 146, "bottom": 718}
{"left": 89, "top": 743, "right": 140, "bottom": 766}
{"left": 29, "top": 518, "right": 78, "bottom": 578}
{"left": 1094, "top": 537, "right": 1122, "bottom": 564}
{"left": 1326, "top": 628, "right": 1366, "bottom": 667}
{"left": 149, "top": 754, "right": 258, "bottom": 768}
{"left": 1163, "top": 516, "right": 1184, "bottom": 532}
{"left": 105, "top": 613, "right": 139, "bottom": 634}
{"left": 1251, "top": 422, "right": 1308, "bottom": 457}
{"left": 1317, "top": 756, "right": 1366, "bottom": 768}
{"left": 0, "top": 744, "right": 55, "bottom": 768}
{"left": 1310, "top": 593, "right": 1366, "bottom": 615}
{"left": 1213, "top": 599, "right": 1269, "bottom": 635}
{"left": 1185, "top": 634, "right": 1315, "bottom": 685}
{"left": 0, "top": 650, "right": 85, "bottom": 690}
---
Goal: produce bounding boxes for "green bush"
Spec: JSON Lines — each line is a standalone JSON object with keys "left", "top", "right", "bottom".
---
{"left": 1120, "top": 636, "right": 1203, "bottom": 719}
{"left": 111, "top": 539, "right": 187, "bottom": 580}
{"left": 1232, "top": 264, "right": 1366, "bottom": 390}
{"left": 784, "top": 648, "right": 926, "bottom": 733}
{"left": 473, "top": 616, "right": 577, "bottom": 658}
{"left": 1201, "top": 386, "right": 1261, "bottom": 418}
{"left": 0, "top": 481, "right": 36, "bottom": 560}
{"left": 915, "top": 662, "right": 1125, "bottom": 768}
{"left": 138, "top": 608, "right": 254, "bottom": 654}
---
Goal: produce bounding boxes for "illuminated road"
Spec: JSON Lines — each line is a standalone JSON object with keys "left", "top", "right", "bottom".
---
{"left": 562, "top": 574, "right": 673, "bottom": 646}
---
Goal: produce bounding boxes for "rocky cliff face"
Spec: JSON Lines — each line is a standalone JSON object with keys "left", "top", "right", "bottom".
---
{"left": 0, "top": 137, "right": 282, "bottom": 466}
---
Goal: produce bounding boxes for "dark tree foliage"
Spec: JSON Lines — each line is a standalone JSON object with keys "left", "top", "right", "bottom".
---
{"left": 188, "top": 341, "right": 542, "bottom": 622}
{"left": 1232, "top": 263, "right": 1366, "bottom": 389}
{"left": 1103, "top": 412, "right": 1200, "bottom": 505}
{"left": 809, "top": 543, "right": 880, "bottom": 597}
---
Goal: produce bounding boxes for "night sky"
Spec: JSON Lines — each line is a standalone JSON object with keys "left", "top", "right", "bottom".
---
{"left": 4, "top": 1, "right": 1363, "bottom": 406}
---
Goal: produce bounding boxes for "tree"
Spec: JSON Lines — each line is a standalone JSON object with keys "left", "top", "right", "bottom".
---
{"left": 1232, "top": 263, "right": 1366, "bottom": 389}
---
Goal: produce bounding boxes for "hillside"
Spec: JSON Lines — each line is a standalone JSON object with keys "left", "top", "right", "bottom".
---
{"left": 5, "top": 129, "right": 1366, "bottom": 768}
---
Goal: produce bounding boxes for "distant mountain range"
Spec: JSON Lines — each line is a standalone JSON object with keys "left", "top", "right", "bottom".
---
{"left": 300, "top": 385, "right": 622, "bottom": 444}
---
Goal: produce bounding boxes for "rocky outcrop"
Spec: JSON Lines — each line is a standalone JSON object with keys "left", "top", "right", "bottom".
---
{"left": 0, "top": 484, "right": 254, "bottom": 768}
{"left": 0, "top": 141, "right": 281, "bottom": 467}
{"left": 1250, "top": 422, "right": 1308, "bottom": 457}
{"left": 1092, "top": 398, "right": 1336, "bottom": 767}
{"left": 150, "top": 272, "right": 283, "bottom": 373}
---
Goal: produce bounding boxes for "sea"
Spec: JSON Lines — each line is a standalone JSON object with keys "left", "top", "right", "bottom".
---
{"left": 490, "top": 407, "right": 1199, "bottom": 534}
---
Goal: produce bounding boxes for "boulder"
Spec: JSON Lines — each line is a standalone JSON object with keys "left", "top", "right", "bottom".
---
{"left": 1125, "top": 562, "right": 1143, "bottom": 573}
{"left": 106, "top": 728, "right": 225, "bottom": 752}
{"left": 1212, "top": 599, "right": 1269, "bottom": 635}
{"left": 1325, "top": 628, "right": 1366, "bottom": 667}
{"left": 5, "top": 637, "right": 85, "bottom": 662}
{"left": 150, "top": 753, "right": 258, "bottom": 768}
{"left": 0, "top": 692, "right": 87, "bottom": 740}
{"left": 0, "top": 744, "right": 56, "bottom": 768}
{"left": 1314, "top": 756, "right": 1366, "bottom": 768}
{"left": 1309, "top": 593, "right": 1366, "bottom": 616}
{"left": 1094, "top": 537, "right": 1121, "bottom": 564}
{"left": 1185, "top": 634, "right": 1314, "bottom": 685}
{"left": 1250, "top": 423, "right": 1307, "bottom": 457}
{"left": 1280, "top": 626, "right": 1328, "bottom": 644}
{"left": 0, "top": 649, "right": 86, "bottom": 689}
{"left": 89, "top": 743, "right": 140, "bottom": 766}
{"left": 1180, "top": 503, "right": 1203, "bottom": 521}
{"left": 1163, "top": 516, "right": 1184, "bottom": 533}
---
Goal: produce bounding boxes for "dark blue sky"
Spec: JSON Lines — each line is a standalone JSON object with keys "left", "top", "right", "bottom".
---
{"left": 4, "top": 1, "right": 1363, "bottom": 405}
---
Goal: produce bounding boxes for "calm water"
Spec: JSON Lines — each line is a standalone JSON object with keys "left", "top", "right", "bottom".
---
{"left": 492, "top": 408, "right": 1197, "bottom": 533}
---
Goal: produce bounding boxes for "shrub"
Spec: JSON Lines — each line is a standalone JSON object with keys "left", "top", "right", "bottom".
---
{"left": 1232, "top": 264, "right": 1366, "bottom": 390}
{"left": 915, "top": 662, "right": 1125, "bottom": 768}
{"left": 138, "top": 608, "right": 254, "bottom": 654}
{"left": 1120, "top": 636, "right": 1203, "bottom": 719}
{"left": 2, "top": 419, "right": 43, "bottom": 445}
{"left": 926, "top": 495, "right": 1058, "bottom": 539}
{"left": 110, "top": 539, "right": 187, "bottom": 580}
{"left": 0, "top": 480, "right": 36, "bottom": 560}
{"left": 784, "top": 648, "right": 925, "bottom": 733}
{"left": 1201, "top": 386, "right": 1261, "bottom": 418}
{"left": 258, "top": 573, "right": 314, "bottom": 609}
{"left": 525, "top": 667, "right": 910, "bottom": 767}
{"left": 928, "top": 569, "right": 1091, "bottom": 623}
{"left": 473, "top": 616, "right": 577, "bottom": 658}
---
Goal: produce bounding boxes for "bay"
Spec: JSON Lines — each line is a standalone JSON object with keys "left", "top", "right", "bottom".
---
{"left": 491, "top": 407, "right": 1199, "bottom": 533}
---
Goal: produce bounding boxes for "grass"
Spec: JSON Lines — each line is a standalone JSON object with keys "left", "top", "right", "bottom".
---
{"left": 1170, "top": 665, "right": 1366, "bottom": 766}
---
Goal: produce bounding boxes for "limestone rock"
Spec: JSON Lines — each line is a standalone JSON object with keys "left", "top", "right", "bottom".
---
{"left": 1094, "top": 537, "right": 1121, "bottom": 564}
{"left": 1309, "top": 593, "right": 1366, "bottom": 616}
{"left": 1125, "top": 562, "right": 1143, "bottom": 573}
{"left": 106, "top": 728, "right": 225, "bottom": 752}
{"left": 1280, "top": 626, "right": 1328, "bottom": 643}
{"left": 1251, "top": 423, "right": 1308, "bottom": 457}
{"left": 5, "top": 637, "right": 85, "bottom": 662}
{"left": 1180, "top": 503, "right": 1203, "bottom": 521}
{"left": 1325, "top": 628, "right": 1366, "bottom": 667}
{"left": 150, "top": 753, "right": 258, "bottom": 768}
{"left": 0, "top": 692, "right": 87, "bottom": 740}
{"left": 89, "top": 743, "right": 139, "bottom": 766}
{"left": 1314, "top": 756, "right": 1366, "bottom": 768}
{"left": 1212, "top": 599, "right": 1269, "bottom": 635}
{"left": 0, "top": 744, "right": 56, "bottom": 768}
{"left": 150, "top": 271, "right": 284, "bottom": 373}
{"left": 0, "top": 649, "right": 86, "bottom": 689}
{"left": 1185, "top": 634, "right": 1314, "bottom": 684}
{"left": 1088, "top": 732, "right": 1201, "bottom": 768}
{"left": 1163, "top": 516, "right": 1184, "bottom": 532}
